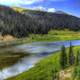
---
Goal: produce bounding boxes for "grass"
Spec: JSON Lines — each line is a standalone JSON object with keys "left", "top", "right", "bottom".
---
{"left": 7, "top": 46, "right": 80, "bottom": 80}
{"left": 1, "top": 29, "right": 80, "bottom": 47}
{"left": 28, "top": 30, "right": 80, "bottom": 42}
{"left": 0, "top": 52, "right": 30, "bottom": 69}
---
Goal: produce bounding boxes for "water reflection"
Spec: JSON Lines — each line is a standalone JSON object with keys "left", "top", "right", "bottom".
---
{"left": 0, "top": 56, "right": 41, "bottom": 80}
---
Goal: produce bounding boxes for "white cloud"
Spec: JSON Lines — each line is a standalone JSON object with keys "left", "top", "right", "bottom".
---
{"left": 47, "top": 8, "right": 56, "bottom": 12}
{"left": 28, "top": 6, "right": 56, "bottom": 13}
{"left": 0, "top": 0, "right": 20, "bottom": 6}
{"left": 31, "top": 6, "right": 46, "bottom": 11}
{"left": 20, "top": 0, "right": 43, "bottom": 5}
{"left": 0, "top": 0, "right": 44, "bottom": 6}
{"left": 0, "top": 0, "right": 66, "bottom": 7}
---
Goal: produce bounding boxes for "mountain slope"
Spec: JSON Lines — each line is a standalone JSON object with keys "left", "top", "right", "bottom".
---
{"left": 0, "top": 5, "right": 80, "bottom": 38}
{"left": 23, "top": 9, "right": 80, "bottom": 30}
{"left": 0, "top": 5, "right": 37, "bottom": 38}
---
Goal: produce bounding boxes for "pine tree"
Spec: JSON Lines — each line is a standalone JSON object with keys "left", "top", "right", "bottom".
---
{"left": 76, "top": 50, "right": 80, "bottom": 65}
{"left": 73, "top": 50, "right": 80, "bottom": 80}
{"left": 68, "top": 42, "right": 75, "bottom": 66}
{"left": 60, "top": 45, "right": 67, "bottom": 69}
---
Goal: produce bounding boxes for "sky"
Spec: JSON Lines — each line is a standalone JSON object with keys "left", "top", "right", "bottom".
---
{"left": 0, "top": 0, "right": 80, "bottom": 17}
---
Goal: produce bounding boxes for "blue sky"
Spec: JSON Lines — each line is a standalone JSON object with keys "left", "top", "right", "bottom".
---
{"left": 0, "top": 0, "right": 80, "bottom": 17}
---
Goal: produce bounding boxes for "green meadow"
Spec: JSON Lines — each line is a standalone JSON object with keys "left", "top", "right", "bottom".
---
{"left": 2, "top": 30, "right": 80, "bottom": 46}
{"left": 28, "top": 30, "right": 80, "bottom": 42}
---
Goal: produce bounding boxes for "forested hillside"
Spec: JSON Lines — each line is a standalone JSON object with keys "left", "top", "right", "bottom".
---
{"left": 0, "top": 5, "right": 80, "bottom": 38}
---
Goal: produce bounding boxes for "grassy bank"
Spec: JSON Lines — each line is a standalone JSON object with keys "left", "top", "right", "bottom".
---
{"left": 7, "top": 46, "right": 80, "bottom": 80}
{"left": 1, "top": 30, "right": 80, "bottom": 47}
